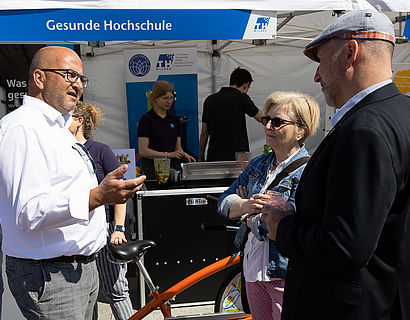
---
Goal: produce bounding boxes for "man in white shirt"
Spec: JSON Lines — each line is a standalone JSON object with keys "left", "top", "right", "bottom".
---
{"left": 0, "top": 46, "right": 146, "bottom": 320}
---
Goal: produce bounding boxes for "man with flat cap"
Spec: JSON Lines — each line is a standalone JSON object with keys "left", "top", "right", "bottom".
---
{"left": 262, "top": 9, "right": 410, "bottom": 320}
{"left": 0, "top": 46, "right": 146, "bottom": 319}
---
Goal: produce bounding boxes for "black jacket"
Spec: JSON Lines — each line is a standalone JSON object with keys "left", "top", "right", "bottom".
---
{"left": 277, "top": 83, "right": 410, "bottom": 320}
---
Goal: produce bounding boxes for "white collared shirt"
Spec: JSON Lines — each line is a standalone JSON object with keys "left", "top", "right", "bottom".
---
{"left": 331, "top": 79, "right": 392, "bottom": 126}
{"left": 260, "top": 154, "right": 293, "bottom": 194}
{"left": 0, "top": 95, "right": 107, "bottom": 259}
{"left": 244, "top": 152, "right": 295, "bottom": 282}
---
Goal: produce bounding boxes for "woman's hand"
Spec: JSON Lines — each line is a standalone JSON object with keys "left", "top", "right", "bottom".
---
{"left": 229, "top": 192, "right": 271, "bottom": 219}
{"left": 236, "top": 185, "right": 248, "bottom": 199}
{"left": 241, "top": 193, "right": 270, "bottom": 215}
{"left": 168, "top": 150, "right": 186, "bottom": 159}
{"left": 168, "top": 149, "right": 196, "bottom": 162}
{"left": 110, "top": 230, "right": 127, "bottom": 245}
{"left": 184, "top": 153, "right": 196, "bottom": 162}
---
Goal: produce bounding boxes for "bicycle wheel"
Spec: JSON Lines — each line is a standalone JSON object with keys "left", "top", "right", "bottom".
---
{"left": 214, "top": 266, "right": 244, "bottom": 313}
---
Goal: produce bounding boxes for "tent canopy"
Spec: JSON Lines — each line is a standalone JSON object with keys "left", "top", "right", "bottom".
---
{"left": 1, "top": 0, "right": 410, "bottom": 11}
{"left": 0, "top": 1, "right": 408, "bottom": 44}
{"left": 0, "top": 1, "right": 408, "bottom": 46}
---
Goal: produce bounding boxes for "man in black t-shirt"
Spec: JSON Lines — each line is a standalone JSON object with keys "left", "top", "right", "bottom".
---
{"left": 199, "top": 67, "right": 263, "bottom": 161}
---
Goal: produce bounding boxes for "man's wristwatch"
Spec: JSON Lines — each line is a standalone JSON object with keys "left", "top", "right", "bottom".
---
{"left": 114, "top": 225, "right": 125, "bottom": 233}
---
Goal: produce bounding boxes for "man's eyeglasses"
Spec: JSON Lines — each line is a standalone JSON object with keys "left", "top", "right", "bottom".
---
{"left": 40, "top": 69, "right": 89, "bottom": 88}
{"left": 261, "top": 116, "right": 296, "bottom": 128}
{"left": 72, "top": 143, "right": 96, "bottom": 174}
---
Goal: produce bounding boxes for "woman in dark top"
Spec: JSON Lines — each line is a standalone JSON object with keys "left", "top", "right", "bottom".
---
{"left": 138, "top": 80, "right": 195, "bottom": 179}
{"left": 69, "top": 102, "right": 133, "bottom": 320}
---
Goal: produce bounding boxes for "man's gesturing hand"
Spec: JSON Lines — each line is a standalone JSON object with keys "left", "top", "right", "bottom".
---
{"left": 89, "top": 165, "right": 146, "bottom": 211}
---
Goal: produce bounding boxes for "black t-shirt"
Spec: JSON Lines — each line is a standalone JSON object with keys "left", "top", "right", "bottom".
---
{"left": 138, "top": 108, "right": 181, "bottom": 152}
{"left": 137, "top": 109, "right": 182, "bottom": 178}
{"left": 202, "top": 87, "right": 259, "bottom": 161}
{"left": 84, "top": 138, "right": 120, "bottom": 222}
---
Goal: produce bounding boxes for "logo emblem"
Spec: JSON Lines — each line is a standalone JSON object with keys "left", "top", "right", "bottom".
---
{"left": 254, "top": 17, "right": 270, "bottom": 32}
{"left": 129, "top": 54, "right": 151, "bottom": 77}
{"left": 222, "top": 289, "right": 240, "bottom": 309}
{"left": 156, "top": 54, "right": 174, "bottom": 70}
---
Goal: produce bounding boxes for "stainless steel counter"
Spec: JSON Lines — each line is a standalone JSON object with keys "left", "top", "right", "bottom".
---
{"left": 181, "top": 161, "right": 248, "bottom": 180}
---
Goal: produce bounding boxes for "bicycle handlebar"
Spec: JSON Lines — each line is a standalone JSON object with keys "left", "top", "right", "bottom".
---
{"left": 201, "top": 223, "right": 239, "bottom": 231}
{"left": 202, "top": 195, "right": 239, "bottom": 232}
{"left": 205, "top": 195, "right": 219, "bottom": 203}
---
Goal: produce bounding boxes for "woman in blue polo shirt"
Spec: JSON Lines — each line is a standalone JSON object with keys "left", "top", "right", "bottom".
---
{"left": 138, "top": 80, "right": 195, "bottom": 179}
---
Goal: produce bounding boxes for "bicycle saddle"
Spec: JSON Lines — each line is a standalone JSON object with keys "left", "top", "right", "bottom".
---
{"left": 108, "top": 240, "right": 156, "bottom": 261}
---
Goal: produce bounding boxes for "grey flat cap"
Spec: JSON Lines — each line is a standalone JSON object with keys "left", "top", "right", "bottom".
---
{"left": 304, "top": 9, "right": 395, "bottom": 62}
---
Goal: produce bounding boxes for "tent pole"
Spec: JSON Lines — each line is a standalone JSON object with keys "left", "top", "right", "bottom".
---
{"left": 211, "top": 40, "right": 219, "bottom": 94}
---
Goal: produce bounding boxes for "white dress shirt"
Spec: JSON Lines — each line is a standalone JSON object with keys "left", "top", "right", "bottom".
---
{"left": 0, "top": 95, "right": 107, "bottom": 259}
{"left": 243, "top": 153, "right": 293, "bottom": 282}
{"left": 331, "top": 79, "right": 392, "bottom": 126}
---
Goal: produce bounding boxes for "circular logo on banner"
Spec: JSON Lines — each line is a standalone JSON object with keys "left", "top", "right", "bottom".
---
{"left": 129, "top": 54, "right": 151, "bottom": 77}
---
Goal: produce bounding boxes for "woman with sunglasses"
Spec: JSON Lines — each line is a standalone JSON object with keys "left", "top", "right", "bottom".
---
{"left": 138, "top": 80, "right": 195, "bottom": 179}
{"left": 218, "top": 91, "right": 320, "bottom": 320}
{"left": 69, "top": 102, "right": 134, "bottom": 320}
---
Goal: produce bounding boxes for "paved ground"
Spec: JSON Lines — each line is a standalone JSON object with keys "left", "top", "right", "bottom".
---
{"left": 97, "top": 301, "right": 214, "bottom": 319}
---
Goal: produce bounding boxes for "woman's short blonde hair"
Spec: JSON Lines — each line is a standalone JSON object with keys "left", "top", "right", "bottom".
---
{"left": 149, "top": 81, "right": 175, "bottom": 108}
{"left": 72, "top": 101, "right": 103, "bottom": 139}
{"left": 263, "top": 91, "right": 320, "bottom": 145}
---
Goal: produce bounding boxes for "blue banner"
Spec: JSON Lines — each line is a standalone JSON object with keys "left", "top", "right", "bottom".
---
{"left": 123, "top": 47, "right": 199, "bottom": 171}
{"left": 404, "top": 15, "right": 410, "bottom": 41}
{"left": 0, "top": 9, "right": 277, "bottom": 41}
{"left": 125, "top": 75, "right": 199, "bottom": 158}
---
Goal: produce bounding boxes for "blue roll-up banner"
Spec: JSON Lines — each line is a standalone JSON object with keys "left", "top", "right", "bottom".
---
{"left": 124, "top": 47, "right": 198, "bottom": 172}
{"left": 404, "top": 15, "right": 410, "bottom": 40}
{"left": 0, "top": 9, "right": 277, "bottom": 41}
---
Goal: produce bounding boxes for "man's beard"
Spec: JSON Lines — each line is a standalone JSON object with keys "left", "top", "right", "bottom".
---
{"left": 322, "top": 81, "right": 340, "bottom": 108}
{"left": 43, "top": 88, "right": 77, "bottom": 114}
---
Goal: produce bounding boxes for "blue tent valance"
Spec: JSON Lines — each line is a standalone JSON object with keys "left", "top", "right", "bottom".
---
{"left": 0, "top": 9, "right": 277, "bottom": 41}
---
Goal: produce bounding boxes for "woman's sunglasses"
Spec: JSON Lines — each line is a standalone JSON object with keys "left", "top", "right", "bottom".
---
{"left": 261, "top": 116, "right": 296, "bottom": 127}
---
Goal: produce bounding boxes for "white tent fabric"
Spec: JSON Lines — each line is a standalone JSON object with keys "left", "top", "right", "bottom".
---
{"left": 1, "top": 0, "right": 410, "bottom": 11}
{"left": 83, "top": 38, "right": 410, "bottom": 158}
{"left": 79, "top": 9, "right": 409, "bottom": 158}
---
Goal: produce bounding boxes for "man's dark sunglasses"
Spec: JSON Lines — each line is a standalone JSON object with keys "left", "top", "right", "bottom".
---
{"left": 40, "top": 68, "right": 89, "bottom": 88}
{"left": 261, "top": 116, "right": 296, "bottom": 127}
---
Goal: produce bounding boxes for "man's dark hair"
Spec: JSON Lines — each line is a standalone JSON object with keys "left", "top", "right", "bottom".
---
{"left": 229, "top": 67, "right": 253, "bottom": 87}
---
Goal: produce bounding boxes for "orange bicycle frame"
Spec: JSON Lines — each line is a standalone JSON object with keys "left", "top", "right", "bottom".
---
{"left": 129, "top": 253, "right": 250, "bottom": 320}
